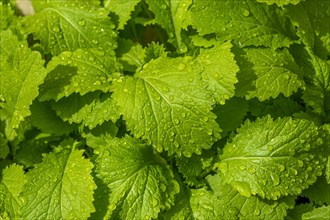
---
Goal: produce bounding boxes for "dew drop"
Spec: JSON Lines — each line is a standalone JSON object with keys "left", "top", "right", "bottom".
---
{"left": 109, "top": 203, "right": 117, "bottom": 211}
{"left": 52, "top": 26, "right": 60, "bottom": 32}
{"left": 207, "top": 129, "right": 213, "bottom": 135}
{"left": 248, "top": 166, "right": 256, "bottom": 174}
{"left": 297, "top": 160, "right": 304, "bottom": 167}
{"left": 271, "top": 173, "right": 280, "bottom": 186}
{"left": 254, "top": 207, "right": 261, "bottom": 216}
{"left": 278, "top": 164, "right": 285, "bottom": 172}
{"left": 242, "top": 9, "right": 250, "bottom": 17}
{"left": 177, "top": 63, "right": 186, "bottom": 71}
{"left": 239, "top": 165, "right": 246, "bottom": 171}
{"left": 92, "top": 39, "right": 99, "bottom": 44}
{"left": 174, "top": 119, "right": 180, "bottom": 125}
{"left": 152, "top": 198, "right": 159, "bottom": 207}
{"left": 78, "top": 20, "right": 86, "bottom": 26}
{"left": 162, "top": 106, "right": 168, "bottom": 113}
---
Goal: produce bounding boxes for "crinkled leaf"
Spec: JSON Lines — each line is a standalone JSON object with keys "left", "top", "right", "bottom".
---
{"left": 190, "top": 0, "right": 295, "bottom": 49}
{"left": 302, "top": 51, "right": 330, "bottom": 122}
{"left": 51, "top": 92, "right": 120, "bottom": 129}
{"left": 256, "top": 0, "right": 301, "bottom": 6}
{"left": 23, "top": 2, "right": 117, "bottom": 56}
{"left": 40, "top": 48, "right": 120, "bottom": 101}
{"left": 0, "top": 30, "right": 47, "bottom": 140}
{"left": 197, "top": 41, "right": 239, "bottom": 104}
{"left": 204, "top": 174, "right": 296, "bottom": 219}
{"left": 218, "top": 116, "right": 325, "bottom": 200}
{"left": 302, "top": 206, "right": 330, "bottom": 220}
{"left": 144, "top": 42, "right": 168, "bottom": 63}
{"left": 30, "top": 101, "right": 76, "bottom": 135}
{"left": 145, "top": 0, "right": 192, "bottom": 52}
{"left": 104, "top": 0, "right": 141, "bottom": 30}
{"left": 90, "top": 135, "right": 179, "bottom": 220}
{"left": 235, "top": 47, "right": 304, "bottom": 101}
{"left": 20, "top": 142, "right": 96, "bottom": 219}
{"left": 0, "top": 164, "right": 26, "bottom": 219}
{"left": 112, "top": 56, "right": 221, "bottom": 156}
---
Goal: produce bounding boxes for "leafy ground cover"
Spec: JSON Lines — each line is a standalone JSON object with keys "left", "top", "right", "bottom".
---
{"left": 0, "top": 0, "right": 330, "bottom": 219}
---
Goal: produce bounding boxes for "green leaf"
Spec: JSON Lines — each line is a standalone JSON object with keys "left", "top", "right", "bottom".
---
{"left": 20, "top": 141, "right": 96, "bottom": 219}
{"left": 0, "top": 30, "right": 47, "bottom": 140}
{"left": 0, "top": 132, "right": 9, "bottom": 159}
{"left": 51, "top": 92, "right": 120, "bottom": 129}
{"left": 190, "top": 0, "right": 295, "bottom": 49}
{"left": 302, "top": 176, "right": 330, "bottom": 206}
{"left": 40, "top": 48, "right": 120, "bottom": 101}
{"left": 204, "top": 174, "right": 296, "bottom": 219}
{"left": 91, "top": 135, "right": 180, "bottom": 220}
{"left": 197, "top": 42, "right": 239, "bottom": 104}
{"left": 14, "top": 135, "right": 53, "bottom": 168}
{"left": 111, "top": 56, "right": 221, "bottom": 156}
{"left": 104, "top": 0, "right": 141, "bottom": 30}
{"left": 30, "top": 101, "right": 76, "bottom": 135}
{"left": 302, "top": 206, "right": 330, "bottom": 220}
{"left": 302, "top": 51, "right": 330, "bottom": 122}
{"left": 160, "top": 177, "right": 193, "bottom": 220}
{"left": 23, "top": 2, "right": 117, "bottom": 55}
{"left": 218, "top": 116, "right": 325, "bottom": 199}
{"left": 235, "top": 47, "right": 304, "bottom": 101}
{"left": 285, "top": 1, "right": 330, "bottom": 59}
{"left": 116, "top": 38, "right": 146, "bottom": 72}
{"left": 176, "top": 148, "right": 216, "bottom": 187}
{"left": 0, "top": 164, "right": 26, "bottom": 219}
{"left": 0, "top": 2, "right": 14, "bottom": 30}
{"left": 248, "top": 96, "right": 303, "bottom": 119}
{"left": 213, "top": 97, "right": 249, "bottom": 135}
{"left": 327, "top": 156, "right": 330, "bottom": 184}
{"left": 145, "top": 0, "right": 192, "bottom": 52}
{"left": 256, "top": 0, "right": 302, "bottom": 6}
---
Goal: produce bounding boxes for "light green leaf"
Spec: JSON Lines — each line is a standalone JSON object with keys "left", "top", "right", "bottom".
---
{"left": 302, "top": 51, "right": 330, "bottom": 122}
{"left": 190, "top": 0, "right": 295, "bottom": 49}
{"left": 104, "top": 0, "right": 141, "bottom": 29}
{"left": 197, "top": 42, "right": 239, "bottom": 104}
{"left": 145, "top": 0, "right": 192, "bottom": 52}
{"left": 302, "top": 206, "right": 330, "bottom": 220}
{"left": 20, "top": 141, "right": 96, "bottom": 219}
{"left": 51, "top": 92, "right": 120, "bottom": 129}
{"left": 91, "top": 135, "right": 179, "bottom": 220}
{"left": 0, "top": 30, "right": 47, "bottom": 140}
{"left": 256, "top": 0, "right": 302, "bottom": 6}
{"left": 40, "top": 48, "right": 120, "bottom": 101}
{"left": 30, "top": 101, "right": 76, "bottom": 135}
{"left": 23, "top": 2, "right": 117, "bottom": 55}
{"left": 218, "top": 116, "right": 325, "bottom": 200}
{"left": 0, "top": 164, "right": 26, "bottom": 219}
{"left": 235, "top": 47, "right": 304, "bottom": 101}
{"left": 111, "top": 56, "right": 221, "bottom": 156}
{"left": 204, "top": 174, "right": 296, "bottom": 219}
